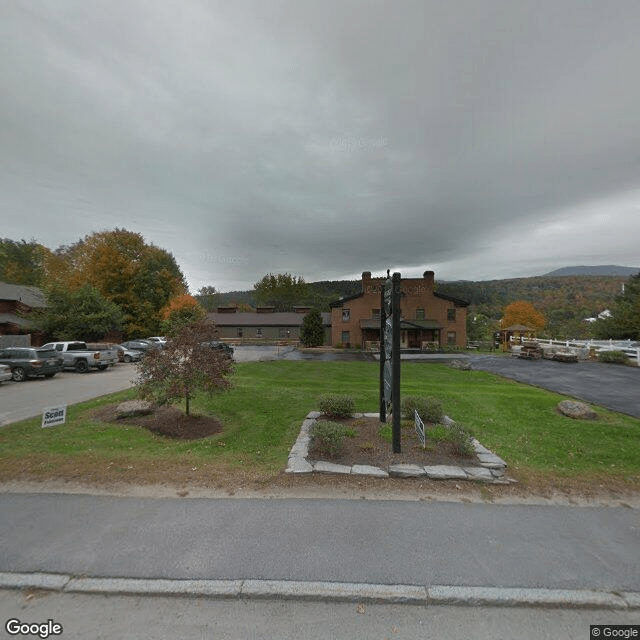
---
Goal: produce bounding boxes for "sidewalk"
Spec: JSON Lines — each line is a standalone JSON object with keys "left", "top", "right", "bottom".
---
{"left": 1, "top": 492, "right": 638, "bottom": 609}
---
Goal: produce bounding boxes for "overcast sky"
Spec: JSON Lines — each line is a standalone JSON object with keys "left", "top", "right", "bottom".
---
{"left": 1, "top": 1, "right": 640, "bottom": 292}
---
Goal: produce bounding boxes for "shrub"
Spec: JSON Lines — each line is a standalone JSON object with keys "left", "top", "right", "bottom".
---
{"left": 311, "top": 420, "right": 354, "bottom": 457}
{"left": 401, "top": 395, "right": 444, "bottom": 423}
{"left": 597, "top": 350, "right": 629, "bottom": 364}
{"left": 318, "top": 394, "right": 355, "bottom": 417}
{"left": 427, "top": 422, "right": 474, "bottom": 457}
{"left": 447, "top": 423, "right": 475, "bottom": 457}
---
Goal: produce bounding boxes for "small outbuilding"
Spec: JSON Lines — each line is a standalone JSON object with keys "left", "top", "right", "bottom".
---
{"left": 499, "top": 324, "right": 533, "bottom": 351}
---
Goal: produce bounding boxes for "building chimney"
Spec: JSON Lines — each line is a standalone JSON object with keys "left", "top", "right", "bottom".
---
{"left": 423, "top": 271, "right": 435, "bottom": 291}
{"left": 361, "top": 271, "right": 372, "bottom": 291}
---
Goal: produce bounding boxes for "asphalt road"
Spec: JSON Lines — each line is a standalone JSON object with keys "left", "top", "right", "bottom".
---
{"left": 1, "top": 494, "right": 638, "bottom": 591}
{"left": 470, "top": 355, "right": 640, "bottom": 418}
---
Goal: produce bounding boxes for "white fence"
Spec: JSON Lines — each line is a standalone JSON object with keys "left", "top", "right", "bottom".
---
{"left": 510, "top": 336, "right": 639, "bottom": 366}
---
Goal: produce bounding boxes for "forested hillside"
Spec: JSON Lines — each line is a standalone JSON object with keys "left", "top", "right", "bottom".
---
{"left": 437, "top": 275, "right": 629, "bottom": 339}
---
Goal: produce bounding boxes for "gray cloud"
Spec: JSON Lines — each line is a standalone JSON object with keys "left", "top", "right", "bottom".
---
{"left": 1, "top": 0, "right": 639, "bottom": 292}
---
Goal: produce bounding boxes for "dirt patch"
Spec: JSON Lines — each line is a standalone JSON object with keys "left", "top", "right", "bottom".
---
{"left": 91, "top": 404, "right": 223, "bottom": 440}
{"left": 308, "top": 415, "right": 477, "bottom": 468}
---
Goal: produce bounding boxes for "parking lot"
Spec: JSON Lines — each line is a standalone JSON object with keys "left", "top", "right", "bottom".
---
{"left": 0, "top": 364, "right": 138, "bottom": 427}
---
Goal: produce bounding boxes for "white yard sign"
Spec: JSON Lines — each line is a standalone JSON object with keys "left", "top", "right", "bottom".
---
{"left": 42, "top": 406, "right": 67, "bottom": 428}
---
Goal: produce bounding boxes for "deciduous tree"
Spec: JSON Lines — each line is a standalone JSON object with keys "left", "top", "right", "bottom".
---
{"left": 44, "top": 229, "right": 188, "bottom": 337}
{"left": 253, "top": 273, "right": 310, "bottom": 311}
{"left": 136, "top": 321, "right": 234, "bottom": 416}
{"left": 0, "top": 238, "right": 51, "bottom": 286}
{"left": 195, "top": 286, "right": 220, "bottom": 312}
{"left": 500, "top": 301, "right": 546, "bottom": 334}
{"left": 160, "top": 295, "right": 206, "bottom": 336}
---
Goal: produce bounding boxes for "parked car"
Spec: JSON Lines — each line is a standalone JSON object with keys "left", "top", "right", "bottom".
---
{"left": 117, "top": 345, "right": 143, "bottom": 363}
{"left": 202, "top": 341, "right": 235, "bottom": 360}
{"left": 146, "top": 336, "right": 167, "bottom": 347}
{"left": 40, "top": 341, "right": 117, "bottom": 372}
{"left": 0, "top": 347, "right": 64, "bottom": 381}
{"left": 0, "top": 363, "right": 12, "bottom": 384}
{"left": 120, "top": 340, "right": 159, "bottom": 355}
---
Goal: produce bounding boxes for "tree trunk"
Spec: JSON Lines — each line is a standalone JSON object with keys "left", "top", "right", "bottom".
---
{"left": 185, "top": 393, "right": 190, "bottom": 416}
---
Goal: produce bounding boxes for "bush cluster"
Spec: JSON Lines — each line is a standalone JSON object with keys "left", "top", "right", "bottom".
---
{"left": 446, "top": 423, "right": 475, "bottom": 457}
{"left": 426, "top": 422, "right": 474, "bottom": 457}
{"left": 311, "top": 420, "right": 353, "bottom": 458}
{"left": 318, "top": 394, "right": 355, "bottom": 418}
{"left": 401, "top": 395, "right": 443, "bottom": 423}
{"left": 597, "top": 350, "right": 629, "bottom": 364}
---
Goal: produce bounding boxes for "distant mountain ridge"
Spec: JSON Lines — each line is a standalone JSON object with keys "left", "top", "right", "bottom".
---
{"left": 543, "top": 265, "right": 639, "bottom": 277}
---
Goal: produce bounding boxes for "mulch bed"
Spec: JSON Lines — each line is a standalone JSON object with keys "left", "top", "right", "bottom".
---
{"left": 92, "top": 405, "right": 224, "bottom": 440}
{"left": 308, "top": 414, "right": 478, "bottom": 469}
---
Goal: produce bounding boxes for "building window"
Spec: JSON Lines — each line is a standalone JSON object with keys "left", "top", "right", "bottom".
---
{"left": 279, "top": 328, "right": 290, "bottom": 339}
{"left": 447, "top": 308, "right": 456, "bottom": 322}
{"left": 256, "top": 328, "right": 263, "bottom": 337}
{"left": 341, "top": 331, "right": 350, "bottom": 346}
{"left": 237, "top": 328, "right": 243, "bottom": 338}
{"left": 447, "top": 331, "right": 456, "bottom": 345}
{"left": 342, "top": 309, "right": 350, "bottom": 321}
{"left": 416, "top": 308, "right": 425, "bottom": 320}
{"left": 372, "top": 309, "right": 380, "bottom": 320}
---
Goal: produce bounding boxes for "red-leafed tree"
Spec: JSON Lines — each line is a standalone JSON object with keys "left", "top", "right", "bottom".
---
{"left": 136, "top": 321, "right": 233, "bottom": 416}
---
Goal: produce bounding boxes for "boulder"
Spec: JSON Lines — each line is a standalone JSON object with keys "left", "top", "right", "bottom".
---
{"left": 557, "top": 400, "right": 598, "bottom": 420}
{"left": 116, "top": 400, "right": 154, "bottom": 419}
{"left": 449, "top": 359, "right": 471, "bottom": 370}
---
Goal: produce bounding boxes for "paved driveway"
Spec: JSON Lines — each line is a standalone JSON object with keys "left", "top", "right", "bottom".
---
{"left": 0, "top": 365, "right": 138, "bottom": 427}
{"left": 470, "top": 355, "right": 640, "bottom": 418}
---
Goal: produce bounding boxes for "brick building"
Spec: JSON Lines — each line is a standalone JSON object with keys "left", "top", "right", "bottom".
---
{"left": 329, "top": 271, "right": 469, "bottom": 349}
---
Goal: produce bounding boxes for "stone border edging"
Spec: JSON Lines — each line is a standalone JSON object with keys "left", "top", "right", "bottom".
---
{"left": 286, "top": 412, "right": 515, "bottom": 484}
{"left": 0, "top": 572, "right": 637, "bottom": 609}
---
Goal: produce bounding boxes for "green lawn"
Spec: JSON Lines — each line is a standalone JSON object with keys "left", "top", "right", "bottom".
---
{"left": 1, "top": 361, "right": 639, "bottom": 485}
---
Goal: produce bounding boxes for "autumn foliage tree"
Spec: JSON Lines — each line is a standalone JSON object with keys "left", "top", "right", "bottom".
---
{"left": 45, "top": 229, "right": 188, "bottom": 337}
{"left": 136, "top": 321, "right": 234, "bottom": 416}
{"left": 500, "top": 301, "right": 546, "bottom": 334}
{"left": 160, "top": 294, "right": 206, "bottom": 336}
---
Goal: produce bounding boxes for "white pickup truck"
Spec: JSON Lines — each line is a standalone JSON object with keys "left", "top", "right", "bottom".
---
{"left": 41, "top": 341, "right": 118, "bottom": 373}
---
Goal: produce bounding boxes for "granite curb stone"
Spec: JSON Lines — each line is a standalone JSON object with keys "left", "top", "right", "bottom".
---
{"left": 0, "top": 572, "right": 637, "bottom": 609}
{"left": 428, "top": 585, "right": 629, "bottom": 609}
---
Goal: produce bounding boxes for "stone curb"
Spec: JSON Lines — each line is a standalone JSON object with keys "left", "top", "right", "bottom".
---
{"left": 286, "top": 412, "right": 514, "bottom": 484}
{"left": 0, "top": 573, "right": 638, "bottom": 609}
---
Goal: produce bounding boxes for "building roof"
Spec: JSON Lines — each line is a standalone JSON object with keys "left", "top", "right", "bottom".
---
{"left": 501, "top": 324, "right": 531, "bottom": 332}
{"left": 207, "top": 311, "right": 331, "bottom": 327}
{"left": 0, "top": 282, "right": 47, "bottom": 308}
{"left": 0, "top": 312, "right": 34, "bottom": 328}
{"left": 329, "top": 287, "right": 469, "bottom": 308}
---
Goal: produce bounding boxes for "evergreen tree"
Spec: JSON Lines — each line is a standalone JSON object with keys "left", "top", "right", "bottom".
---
{"left": 32, "top": 284, "right": 123, "bottom": 341}
{"left": 300, "top": 309, "right": 325, "bottom": 347}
